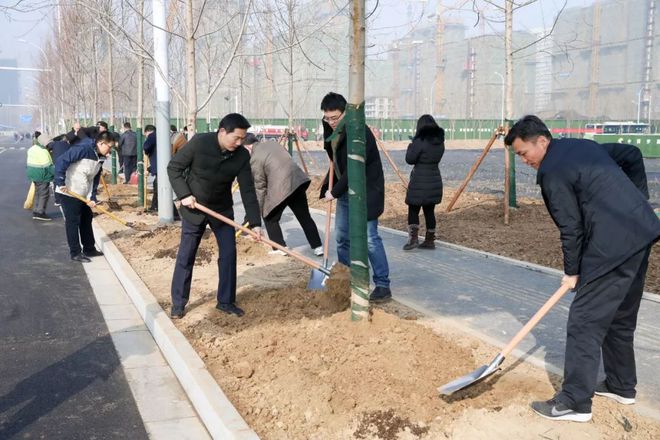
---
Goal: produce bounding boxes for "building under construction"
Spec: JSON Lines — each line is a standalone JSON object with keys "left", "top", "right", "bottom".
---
{"left": 366, "top": 0, "right": 658, "bottom": 122}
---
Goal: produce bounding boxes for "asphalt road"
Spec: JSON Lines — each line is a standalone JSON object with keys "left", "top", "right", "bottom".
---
{"left": 297, "top": 148, "right": 660, "bottom": 207}
{"left": 0, "top": 138, "right": 148, "bottom": 439}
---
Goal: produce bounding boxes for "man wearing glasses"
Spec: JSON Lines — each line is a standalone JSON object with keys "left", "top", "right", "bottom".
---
{"left": 319, "top": 92, "right": 392, "bottom": 303}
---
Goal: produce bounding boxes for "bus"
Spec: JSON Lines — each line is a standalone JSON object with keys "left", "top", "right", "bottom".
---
{"left": 584, "top": 122, "right": 649, "bottom": 139}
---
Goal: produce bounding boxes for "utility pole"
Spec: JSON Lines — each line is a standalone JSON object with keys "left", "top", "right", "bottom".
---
{"left": 153, "top": 0, "right": 173, "bottom": 222}
{"left": 347, "top": 0, "right": 369, "bottom": 321}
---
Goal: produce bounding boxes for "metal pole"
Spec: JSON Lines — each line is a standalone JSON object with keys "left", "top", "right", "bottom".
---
{"left": 152, "top": 0, "right": 173, "bottom": 222}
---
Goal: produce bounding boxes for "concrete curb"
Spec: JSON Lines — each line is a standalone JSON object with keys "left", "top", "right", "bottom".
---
{"left": 92, "top": 223, "right": 259, "bottom": 440}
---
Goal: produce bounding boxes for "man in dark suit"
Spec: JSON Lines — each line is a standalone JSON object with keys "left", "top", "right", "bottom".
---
{"left": 167, "top": 114, "right": 262, "bottom": 319}
{"left": 505, "top": 115, "right": 660, "bottom": 422}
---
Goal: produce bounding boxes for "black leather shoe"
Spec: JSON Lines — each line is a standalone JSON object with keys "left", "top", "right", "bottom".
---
{"left": 216, "top": 303, "right": 245, "bottom": 317}
{"left": 369, "top": 286, "right": 392, "bottom": 303}
{"left": 84, "top": 249, "right": 104, "bottom": 257}
{"left": 71, "top": 253, "right": 91, "bottom": 263}
{"left": 170, "top": 307, "right": 185, "bottom": 319}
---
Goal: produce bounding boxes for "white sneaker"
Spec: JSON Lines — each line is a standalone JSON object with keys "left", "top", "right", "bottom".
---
{"left": 313, "top": 246, "right": 324, "bottom": 256}
{"left": 268, "top": 249, "right": 288, "bottom": 256}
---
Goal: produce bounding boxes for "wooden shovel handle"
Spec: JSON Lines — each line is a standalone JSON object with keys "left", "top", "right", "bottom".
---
{"left": 100, "top": 174, "right": 111, "bottom": 198}
{"left": 63, "top": 188, "right": 129, "bottom": 226}
{"left": 194, "top": 202, "right": 327, "bottom": 273}
{"left": 323, "top": 162, "right": 334, "bottom": 265}
{"left": 500, "top": 283, "right": 572, "bottom": 358}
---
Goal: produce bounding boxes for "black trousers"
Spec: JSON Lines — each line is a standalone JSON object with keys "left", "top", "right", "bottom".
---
{"left": 263, "top": 185, "right": 322, "bottom": 249}
{"left": 557, "top": 246, "right": 651, "bottom": 412}
{"left": 123, "top": 155, "right": 137, "bottom": 183}
{"left": 407, "top": 204, "right": 436, "bottom": 230}
{"left": 171, "top": 217, "right": 237, "bottom": 310}
{"left": 151, "top": 175, "right": 158, "bottom": 210}
{"left": 90, "top": 169, "right": 101, "bottom": 202}
{"left": 60, "top": 196, "right": 96, "bottom": 258}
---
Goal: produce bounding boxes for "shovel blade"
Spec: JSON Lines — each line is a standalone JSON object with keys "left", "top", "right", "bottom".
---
{"left": 437, "top": 354, "right": 504, "bottom": 396}
{"left": 307, "top": 268, "right": 328, "bottom": 290}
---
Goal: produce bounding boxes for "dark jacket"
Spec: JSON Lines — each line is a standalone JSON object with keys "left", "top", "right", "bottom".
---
{"left": 404, "top": 132, "right": 445, "bottom": 206}
{"left": 537, "top": 138, "right": 660, "bottom": 288}
{"left": 143, "top": 132, "right": 157, "bottom": 175}
{"left": 50, "top": 140, "right": 71, "bottom": 164}
{"left": 119, "top": 130, "right": 137, "bottom": 156}
{"left": 318, "top": 121, "right": 385, "bottom": 221}
{"left": 167, "top": 132, "right": 261, "bottom": 227}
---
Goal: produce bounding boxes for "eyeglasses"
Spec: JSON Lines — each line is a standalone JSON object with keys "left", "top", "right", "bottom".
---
{"left": 323, "top": 113, "right": 343, "bottom": 123}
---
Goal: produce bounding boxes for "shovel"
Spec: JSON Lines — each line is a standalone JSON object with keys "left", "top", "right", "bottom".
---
{"left": 193, "top": 203, "right": 331, "bottom": 285}
{"left": 99, "top": 173, "right": 122, "bottom": 210}
{"left": 308, "top": 162, "right": 335, "bottom": 290}
{"left": 62, "top": 188, "right": 149, "bottom": 231}
{"left": 437, "top": 283, "right": 572, "bottom": 395}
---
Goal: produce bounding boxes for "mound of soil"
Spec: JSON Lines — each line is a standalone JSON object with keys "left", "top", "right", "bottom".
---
{"left": 93, "top": 182, "right": 660, "bottom": 439}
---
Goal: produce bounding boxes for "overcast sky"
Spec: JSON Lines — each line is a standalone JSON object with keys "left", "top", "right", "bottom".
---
{"left": 0, "top": 0, "right": 594, "bottom": 101}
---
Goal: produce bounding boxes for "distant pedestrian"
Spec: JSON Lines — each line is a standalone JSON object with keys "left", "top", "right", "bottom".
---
{"left": 89, "top": 121, "right": 111, "bottom": 202}
{"left": 55, "top": 131, "right": 113, "bottom": 262}
{"left": 142, "top": 125, "right": 158, "bottom": 210}
{"left": 49, "top": 134, "right": 72, "bottom": 207}
{"left": 243, "top": 133, "right": 323, "bottom": 256}
{"left": 402, "top": 115, "right": 445, "bottom": 250}
{"left": 119, "top": 122, "right": 137, "bottom": 184}
{"left": 26, "top": 134, "right": 55, "bottom": 221}
{"left": 505, "top": 115, "right": 660, "bottom": 422}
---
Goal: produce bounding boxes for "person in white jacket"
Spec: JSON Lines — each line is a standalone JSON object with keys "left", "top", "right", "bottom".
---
{"left": 54, "top": 131, "right": 113, "bottom": 262}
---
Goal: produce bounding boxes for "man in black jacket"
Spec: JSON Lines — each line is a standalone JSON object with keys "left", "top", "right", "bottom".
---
{"left": 319, "top": 92, "right": 392, "bottom": 302}
{"left": 167, "top": 113, "right": 262, "bottom": 319}
{"left": 119, "top": 122, "right": 137, "bottom": 183}
{"left": 505, "top": 115, "right": 660, "bottom": 422}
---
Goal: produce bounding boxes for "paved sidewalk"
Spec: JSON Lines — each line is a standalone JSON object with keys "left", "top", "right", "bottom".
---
{"left": 83, "top": 256, "right": 211, "bottom": 439}
{"left": 234, "top": 203, "right": 660, "bottom": 418}
{"left": 0, "top": 144, "right": 210, "bottom": 438}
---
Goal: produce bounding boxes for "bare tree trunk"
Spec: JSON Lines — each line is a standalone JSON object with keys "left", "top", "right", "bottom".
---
{"left": 347, "top": 0, "right": 368, "bottom": 321}
{"left": 288, "top": 1, "right": 294, "bottom": 131}
{"left": 137, "top": 0, "right": 144, "bottom": 128}
{"left": 108, "top": 33, "right": 115, "bottom": 127}
{"left": 92, "top": 34, "right": 99, "bottom": 123}
{"left": 504, "top": 0, "right": 516, "bottom": 217}
{"left": 185, "top": 0, "right": 197, "bottom": 134}
{"left": 57, "top": 2, "right": 66, "bottom": 129}
{"left": 505, "top": 1, "right": 513, "bottom": 121}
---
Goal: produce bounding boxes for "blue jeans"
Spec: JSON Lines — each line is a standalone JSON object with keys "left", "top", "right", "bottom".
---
{"left": 335, "top": 194, "right": 390, "bottom": 288}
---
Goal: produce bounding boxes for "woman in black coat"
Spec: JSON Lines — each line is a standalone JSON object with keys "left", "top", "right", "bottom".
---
{"left": 403, "top": 115, "right": 445, "bottom": 250}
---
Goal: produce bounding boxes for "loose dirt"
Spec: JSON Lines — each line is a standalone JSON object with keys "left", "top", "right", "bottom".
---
{"left": 93, "top": 182, "right": 660, "bottom": 439}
